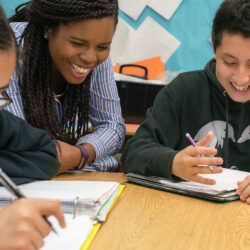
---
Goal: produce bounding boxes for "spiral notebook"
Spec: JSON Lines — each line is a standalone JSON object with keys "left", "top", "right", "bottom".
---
{"left": 127, "top": 168, "right": 249, "bottom": 201}
{"left": 0, "top": 180, "right": 125, "bottom": 249}
{"left": 0, "top": 180, "right": 121, "bottom": 221}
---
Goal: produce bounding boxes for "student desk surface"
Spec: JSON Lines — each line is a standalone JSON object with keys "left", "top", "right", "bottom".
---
{"left": 53, "top": 172, "right": 250, "bottom": 250}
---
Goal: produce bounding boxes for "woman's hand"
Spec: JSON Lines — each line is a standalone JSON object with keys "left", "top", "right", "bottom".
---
{"left": 172, "top": 132, "right": 223, "bottom": 185}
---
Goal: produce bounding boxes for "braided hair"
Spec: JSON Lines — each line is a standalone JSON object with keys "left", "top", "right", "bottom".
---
{"left": 10, "top": 0, "right": 118, "bottom": 144}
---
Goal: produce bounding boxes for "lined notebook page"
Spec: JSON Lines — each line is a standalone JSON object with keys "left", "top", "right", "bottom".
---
{"left": 41, "top": 214, "right": 93, "bottom": 250}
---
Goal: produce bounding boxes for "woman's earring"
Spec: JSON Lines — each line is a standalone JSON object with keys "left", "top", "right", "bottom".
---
{"left": 44, "top": 34, "right": 48, "bottom": 39}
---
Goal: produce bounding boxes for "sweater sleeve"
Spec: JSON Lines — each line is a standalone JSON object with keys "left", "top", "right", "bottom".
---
{"left": 121, "top": 80, "right": 183, "bottom": 179}
{"left": 0, "top": 110, "right": 60, "bottom": 184}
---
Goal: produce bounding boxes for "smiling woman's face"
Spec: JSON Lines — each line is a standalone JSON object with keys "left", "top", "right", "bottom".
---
{"left": 46, "top": 16, "right": 115, "bottom": 85}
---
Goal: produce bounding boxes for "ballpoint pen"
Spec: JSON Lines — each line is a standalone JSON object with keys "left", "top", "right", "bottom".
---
{"left": 185, "top": 133, "right": 214, "bottom": 170}
{"left": 0, "top": 168, "right": 58, "bottom": 235}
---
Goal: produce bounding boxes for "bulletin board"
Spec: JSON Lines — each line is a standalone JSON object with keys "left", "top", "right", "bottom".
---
{"left": 1, "top": 0, "right": 224, "bottom": 82}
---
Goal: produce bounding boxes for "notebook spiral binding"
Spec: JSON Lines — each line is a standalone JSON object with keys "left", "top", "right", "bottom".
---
{"left": 73, "top": 197, "right": 79, "bottom": 219}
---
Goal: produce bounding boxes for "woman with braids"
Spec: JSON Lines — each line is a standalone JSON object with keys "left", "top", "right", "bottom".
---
{"left": 6, "top": 0, "right": 125, "bottom": 173}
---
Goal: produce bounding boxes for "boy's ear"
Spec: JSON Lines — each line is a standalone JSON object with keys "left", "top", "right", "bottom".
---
{"left": 212, "top": 46, "right": 216, "bottom": 59}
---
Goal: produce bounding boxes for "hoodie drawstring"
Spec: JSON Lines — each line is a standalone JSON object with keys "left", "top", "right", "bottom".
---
{"left": 223, "top": 91, "right": 229, "bottom": 169}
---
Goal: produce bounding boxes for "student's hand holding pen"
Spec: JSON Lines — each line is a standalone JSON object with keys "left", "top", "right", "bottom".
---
{"left": 172, "top": 131, "right": 223, "bottom": 185}
{"left": 236, "top": 175, "right": 250, "bottom": 204}
{"left": 0, "top": 199, "right": 65, "bottom": 250}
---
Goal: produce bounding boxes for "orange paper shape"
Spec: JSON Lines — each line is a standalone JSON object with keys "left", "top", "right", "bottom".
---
{"left": 113, "top": 56, "right": 165, "bottom": 80}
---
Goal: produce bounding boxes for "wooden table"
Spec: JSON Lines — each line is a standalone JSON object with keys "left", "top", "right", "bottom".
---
{"left": 54, "top": 172, "right": 250, "bottom": 250}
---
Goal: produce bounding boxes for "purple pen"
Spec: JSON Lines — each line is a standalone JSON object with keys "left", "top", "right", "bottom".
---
{"left": 185, "top": 133, "right": 214, "bottom": 170}
{"left": 185, "top": 133, "right": 205, "bottom": 157}
{"left": 186, "top": 133, "right": 197, "bottom": 147}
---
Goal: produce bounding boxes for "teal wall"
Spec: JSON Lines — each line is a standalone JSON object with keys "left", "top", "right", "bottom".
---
{"left": 0, "top": 0, "right": 27, "bottom": 17}
{"left": 119, "top": 0, "right": 223, "bottom": 72}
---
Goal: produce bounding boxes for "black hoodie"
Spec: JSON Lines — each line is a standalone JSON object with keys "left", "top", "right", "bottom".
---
{"left": 122, "top": 58, "right": 250, "bottom": 179}
{"left": 0, "top": 110, "right": 60, "bottom": 184}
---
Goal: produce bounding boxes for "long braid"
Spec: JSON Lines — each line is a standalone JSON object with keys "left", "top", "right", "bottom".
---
{"left": 10, "top": 0, "right": 118, "bottom": 144}
{"left": 9, "top": 2, "right": 29, "bottom": 22}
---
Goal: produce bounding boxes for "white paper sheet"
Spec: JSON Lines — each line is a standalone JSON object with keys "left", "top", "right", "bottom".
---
{"left": 127, "top": 168, "right": 249, "bottom": 201}
{"left": 113, "top": 17, "right": 180, "bottom": 65}
{"left": 0, "top": 181, "right": 118, "bottom": 200}
{"left": 110, "top": 17, "right": 133, "bottom": 65}
{"left": 159, "top": 168, "right": 249, "bottom": 193}
{"left": 41, "top": 214, "right": 93, "bottom": 250}
{"left": 148, "top": 0, "right": 183, "bottom": 20}
{"left": 118, "top": 0, "right": 150, "bottom": 20}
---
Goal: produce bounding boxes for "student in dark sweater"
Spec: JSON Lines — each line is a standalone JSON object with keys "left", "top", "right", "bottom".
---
{"left": 122, "top": 0, "right": 250, "bottom": 204}
{"left": 0, "top": 6, "right": 65, "bottom": 249}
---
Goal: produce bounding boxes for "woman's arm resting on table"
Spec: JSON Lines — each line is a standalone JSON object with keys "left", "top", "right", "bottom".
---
{"left": 56, "top": 140, "right": 96, "bottom": 173}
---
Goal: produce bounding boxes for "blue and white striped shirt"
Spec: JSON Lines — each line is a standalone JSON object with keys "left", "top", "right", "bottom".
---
{"left": 6, "top": 22, "right": 125, "bottom": 172}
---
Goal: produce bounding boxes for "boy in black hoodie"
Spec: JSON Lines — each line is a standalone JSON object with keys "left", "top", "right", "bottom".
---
{"left": 122, "top": 0, "right": 250, "bottom": 204}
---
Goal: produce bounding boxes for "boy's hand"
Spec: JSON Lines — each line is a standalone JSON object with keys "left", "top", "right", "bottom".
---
{"left": 172, "top": 131, "right": 223, "bottom": 184}
{"left": 237, "top": 175, "right": 250, "bottom": 204}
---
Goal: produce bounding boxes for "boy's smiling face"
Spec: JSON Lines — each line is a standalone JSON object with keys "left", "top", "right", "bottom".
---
{"left": 214, "top": 31, "right": 250, "bottom": 103}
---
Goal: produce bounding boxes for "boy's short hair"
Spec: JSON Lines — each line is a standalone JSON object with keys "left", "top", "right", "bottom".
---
{"left": 212, "top": 0, "right": 250, "bottom": 51}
